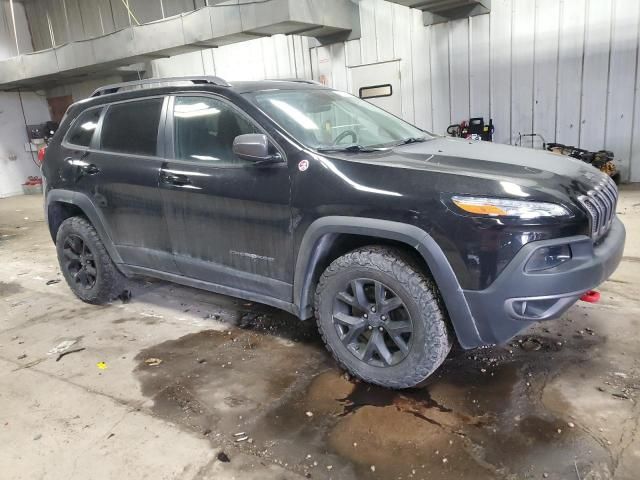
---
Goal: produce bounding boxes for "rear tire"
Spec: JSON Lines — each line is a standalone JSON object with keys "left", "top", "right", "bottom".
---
{"left": 314, "top": 246, "right": 452, "bottom": 389}
{"left": 56, "top": 217, "right": 125, "bottom": 304}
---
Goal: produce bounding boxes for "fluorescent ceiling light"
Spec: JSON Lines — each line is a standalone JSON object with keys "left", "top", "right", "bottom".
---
{"left": 174, "top": 107, "right": 221, "bottom": 118}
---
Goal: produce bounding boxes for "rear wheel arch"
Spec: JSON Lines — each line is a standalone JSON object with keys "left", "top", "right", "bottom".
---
{"left": 293, "top": 216, "right": 484, "bottom": 348}
{"left": 46, "top": 190, "right": 123, "bottom": 265}
{"left": 47, "top": 201, "right": 84, "bottom": 242}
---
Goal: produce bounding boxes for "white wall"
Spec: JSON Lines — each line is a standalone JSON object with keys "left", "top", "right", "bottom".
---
{"left": 308, "top": 0, "right": 640, "bottom": 182}
{"left": 0, "top": 92, "right": 51, "bottom": 198}
{"left": 46, "top": 74, "right": 126, "bottom": 101}
{"left": 151, "top": 34, "right": 313, "bottom": 82}
{"left": 0, "top": 1, "right": 48, "bottom": 198}
{"left": 146, "top": 0, "right": 640, "bottom": 183}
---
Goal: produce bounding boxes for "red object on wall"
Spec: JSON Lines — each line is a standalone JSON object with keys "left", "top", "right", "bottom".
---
{"left": 37, "top": 146, "right": 47, "bottom": 164}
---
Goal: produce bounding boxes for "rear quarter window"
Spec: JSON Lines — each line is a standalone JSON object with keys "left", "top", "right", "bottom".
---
{"left": 65, "top": 107, "right": 102, "bottom": 147}
{"left": 100, "top": 98, "right": 163, "bottom": 156}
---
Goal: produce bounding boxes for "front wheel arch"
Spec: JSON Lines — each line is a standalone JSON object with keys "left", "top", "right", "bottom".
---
{"left": 293, "top": 217, "right": 484, "bottom": 349}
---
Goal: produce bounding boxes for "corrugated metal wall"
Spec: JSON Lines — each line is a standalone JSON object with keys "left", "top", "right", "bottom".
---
{"left": 17, "top": 0, "right": 640, "bottom": 182}
{"left": 0, "top": 0, "right": 32, "bottom": 58}
{"left": 308, "top": 0, "right": 640, "bottom": 182}
{"left": 20, "top": 0, "right": 208, "bottom": 51}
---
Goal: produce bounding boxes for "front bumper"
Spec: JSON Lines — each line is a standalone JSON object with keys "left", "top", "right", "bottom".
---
{"left": 461, "top": 217, "right": 625, "bottom": 346}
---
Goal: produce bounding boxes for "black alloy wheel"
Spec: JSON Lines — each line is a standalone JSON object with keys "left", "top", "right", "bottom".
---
{"left": 332, "top": 278, "right": 413, "bottom": 367}
{"left": 62, "top": 234, "right": 98, "bottom": 290}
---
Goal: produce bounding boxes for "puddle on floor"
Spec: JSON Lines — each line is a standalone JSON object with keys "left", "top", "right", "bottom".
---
{"left": 134, "top": 313, "right": 613, "bottom": 480}
{"left": 134, "top": 312, "right": 328, "bottom": 441}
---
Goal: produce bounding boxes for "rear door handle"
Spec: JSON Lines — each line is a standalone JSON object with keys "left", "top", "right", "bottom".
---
{"left": 160, "top": 170, "right": 191, "bottom": 186}
{"left": 80, "top": 163, "right": 100, "bottom": 175}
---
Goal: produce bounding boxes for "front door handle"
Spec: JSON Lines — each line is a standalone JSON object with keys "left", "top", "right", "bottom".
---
{"left": 160, "top": 170, "right": 191, "bottom": 186}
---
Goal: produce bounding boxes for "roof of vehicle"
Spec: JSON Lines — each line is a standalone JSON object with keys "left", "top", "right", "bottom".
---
{"left": 67, "top": 77, "right": 327, "bottom": 116}
{"left": 230, "top": 80, "right": 326, "bottom": 94}
{"left": 89, "top": 76, "right": 324, "bottom": 97}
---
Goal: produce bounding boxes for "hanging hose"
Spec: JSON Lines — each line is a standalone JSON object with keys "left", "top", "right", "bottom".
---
{"left": 17, "top": 89, "right": 40, "bottom": 168}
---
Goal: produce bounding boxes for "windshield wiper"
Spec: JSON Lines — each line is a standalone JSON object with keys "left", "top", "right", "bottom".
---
{"left": 316, "top": 145, "right": 389, "bottom": 153}
{"left": 395, "top": 137, "right": 428, "bottom": 146}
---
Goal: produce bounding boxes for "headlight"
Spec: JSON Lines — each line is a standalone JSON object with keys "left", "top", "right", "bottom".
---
{"left": 451, "top": 196, "right": 571, "bottom": 219}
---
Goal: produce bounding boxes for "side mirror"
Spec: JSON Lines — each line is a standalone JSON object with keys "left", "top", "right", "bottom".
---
{"left": 233, "top": 133, "right": 282, "bottom": 164}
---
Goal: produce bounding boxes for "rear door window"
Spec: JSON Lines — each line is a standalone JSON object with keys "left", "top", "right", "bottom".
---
{"left": 100, "top": 98, "right": 163, "bottom": 156}
{"left": 65, "top": 107, "right": 102, "bottom": 147}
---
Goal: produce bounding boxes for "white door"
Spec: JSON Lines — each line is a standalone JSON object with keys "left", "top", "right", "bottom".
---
{"left": 349, "top": 60, "right": 402, "bottom": 117}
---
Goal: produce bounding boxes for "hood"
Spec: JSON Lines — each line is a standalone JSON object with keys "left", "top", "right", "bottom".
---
{"left": 328, "top": 137, "right": 608, "bottom": 201}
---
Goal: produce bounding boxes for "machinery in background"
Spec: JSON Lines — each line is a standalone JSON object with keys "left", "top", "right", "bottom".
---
{"left": 26, "top": 121, "right": 58, "bottom": 144}
{"left": 447, "top": 117, "right": 494, "bottom": 141}
{"left": 26, "top": 121, "right": 59, "bottom": 166}
{"left": 450, "top": 122, "right": 621, "bottom": 183}
{"left": 547, "top": 143, "right": 620, "bottom": 184}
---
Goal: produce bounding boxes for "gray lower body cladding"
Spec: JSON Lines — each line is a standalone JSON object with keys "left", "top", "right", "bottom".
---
{"left": 461, "top": 217, "right": 626, "bottom": 347}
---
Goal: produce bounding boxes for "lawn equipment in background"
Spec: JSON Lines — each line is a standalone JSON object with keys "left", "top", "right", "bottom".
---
{"left": 447, "top": 117, "right": 494, "bottom": 141}
{"left": 546, "top": 143, "right": 620, "bottom": 184}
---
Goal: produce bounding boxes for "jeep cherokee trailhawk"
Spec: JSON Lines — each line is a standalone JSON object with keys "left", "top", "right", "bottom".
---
{"left": 42, "top": 77, "right": 625, "bottom": 388}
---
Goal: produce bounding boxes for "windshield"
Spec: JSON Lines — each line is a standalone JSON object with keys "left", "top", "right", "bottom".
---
{"left": 245, "top": 88, "right": 432, "bottom": 151}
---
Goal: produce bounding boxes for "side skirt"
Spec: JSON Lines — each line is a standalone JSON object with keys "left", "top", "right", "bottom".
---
{"left": 120, "top": 264, "right": 302, "bottom": 318}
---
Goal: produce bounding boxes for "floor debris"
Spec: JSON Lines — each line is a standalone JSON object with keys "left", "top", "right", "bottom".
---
{"left": 217, "top": 451, "right": 230, "bottom": 463}
{"left": 144, "top": 357, "right": 163, "bottom": 367}
{"left": 521, "top": 338, "right": 543, "bottom": 351}
{"left": 56, "top": 347, "right": 86, "bottom": 362}
{"left": 48, "top": 339, "right": 79, "bottom": 355}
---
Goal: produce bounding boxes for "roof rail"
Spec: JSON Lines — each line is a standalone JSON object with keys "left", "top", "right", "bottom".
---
{"left": 90, "top": 76, "right": 231, "bottom": 97}
{"left": 269, "top": 78, "right": 323, "bottom": 85}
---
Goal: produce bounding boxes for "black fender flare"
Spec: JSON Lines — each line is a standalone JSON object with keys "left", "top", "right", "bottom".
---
{"left": 293, "top": 216, "right": 483, "bottom": 349}
{"left": 45, "top": 189, "right": 123, "bottom": 265}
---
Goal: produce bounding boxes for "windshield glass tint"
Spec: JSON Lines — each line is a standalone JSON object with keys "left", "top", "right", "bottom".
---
{"left": 246, "top": 89, "right": 430, "bottom": 149}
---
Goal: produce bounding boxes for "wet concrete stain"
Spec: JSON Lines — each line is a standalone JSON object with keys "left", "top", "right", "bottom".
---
{"left": 112, "top": 316, "right": 160, "bottom": 325}
{"left": 133, "top": 312, "right": 615, "bottom": 480}
{"left": 134, "top": 313, "right": 328, "bottom": 443}
{"left": 0, "top": 281, "right": 23, "bottom": 298}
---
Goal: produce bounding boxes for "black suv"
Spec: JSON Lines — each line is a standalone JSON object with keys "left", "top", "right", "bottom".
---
{"left": 42, "top": 76, "right": 625, "bottom": 388}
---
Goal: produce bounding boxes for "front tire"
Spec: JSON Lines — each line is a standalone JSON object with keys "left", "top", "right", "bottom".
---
{"left": 56, "top": 217, "right": 124, "bottom": 304}
{"left": 314, "top": 246, "right": 452, "bottom": 389}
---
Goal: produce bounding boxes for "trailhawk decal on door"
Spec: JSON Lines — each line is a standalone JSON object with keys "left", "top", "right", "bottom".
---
{"left": 230, "top": 250, "right": 275, "bottom": 262}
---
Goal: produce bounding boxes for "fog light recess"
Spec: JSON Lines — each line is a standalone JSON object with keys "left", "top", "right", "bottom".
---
{"left": 525, "top": 245, "right": 572, "bottom": 272}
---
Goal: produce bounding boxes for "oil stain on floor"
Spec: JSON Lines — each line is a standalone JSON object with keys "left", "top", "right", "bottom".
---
{"left": 134, "top": 313, "right": 614, "bottom": 480}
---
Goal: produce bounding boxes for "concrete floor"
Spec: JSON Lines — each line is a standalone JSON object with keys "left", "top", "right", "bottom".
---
{"left": 1, "top": 191, "right": 639, "bottom": 480}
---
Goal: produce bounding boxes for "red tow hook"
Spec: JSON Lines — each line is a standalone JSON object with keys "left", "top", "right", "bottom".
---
{"left": 580, "top": 290, "right": 601, "bottom": 303}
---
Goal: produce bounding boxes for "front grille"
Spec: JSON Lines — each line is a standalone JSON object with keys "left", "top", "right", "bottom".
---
{"left": 577, "top": 175, "right": 618, "bottom": 241}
